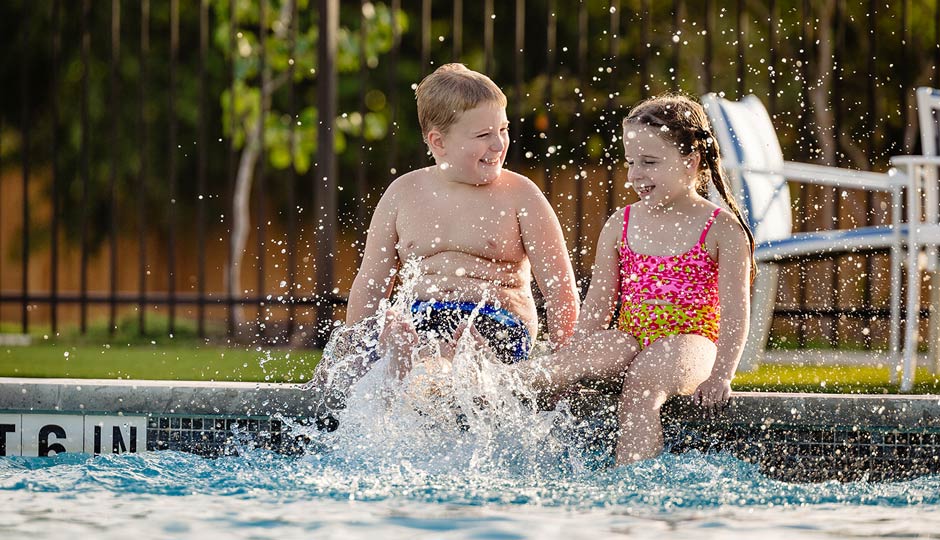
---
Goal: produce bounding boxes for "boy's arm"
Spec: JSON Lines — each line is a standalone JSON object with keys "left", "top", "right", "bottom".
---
{"left": 517, "top": 182, "right": 579, "bottom": 349}
{"left": 694, "top": 213, "right": 751, "bottom": 407}
{"left": 571, "top": 212, "right": 623, "bottom": 339}
{"left": 346, "top": 184, "right": 401, "bottom": 325}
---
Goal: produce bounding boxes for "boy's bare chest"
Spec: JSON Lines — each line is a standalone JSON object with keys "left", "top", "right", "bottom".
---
{"left": 396, "top": 194, "right": 524, "bottom": 260}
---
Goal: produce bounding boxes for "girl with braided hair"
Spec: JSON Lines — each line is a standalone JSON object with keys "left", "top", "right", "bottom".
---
{"left": 520, "top": 93, "right": 755, "bottom": 464}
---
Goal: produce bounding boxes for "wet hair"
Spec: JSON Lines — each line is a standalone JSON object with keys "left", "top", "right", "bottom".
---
{"left": 623, "top": 93, "right": 757, "bottom": 282}
{"left": 415, "top": 63, "right": 507, "bottom": 141}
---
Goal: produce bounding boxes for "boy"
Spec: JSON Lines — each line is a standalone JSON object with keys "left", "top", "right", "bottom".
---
{"left": 347, "top": 63, "right": 578, "bottom": 373}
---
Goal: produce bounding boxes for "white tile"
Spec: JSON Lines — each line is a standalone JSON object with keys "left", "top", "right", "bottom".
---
{"left": 21, "top": 414, "right": 84, "bottom": 456}
{"left": 0, "top": 414, "right": 22, "bottom": 456}
{"left": 84, "top": 416, "right": 147, "bottom": 455}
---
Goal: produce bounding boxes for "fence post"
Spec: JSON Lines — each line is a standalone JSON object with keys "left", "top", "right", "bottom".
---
{"left": 138, "top": 0, "right": 150, "bottom": 336}
{"left": 226, "top": 0, "right": 237, "bottom": 338}
{"left": 196, "top": 0, "right": 209, "bottom": 339}
{"left": 108, "top": 0, "right": 121, "bottom": 336}
{"left": 256, "top": 0, "right": 268, "bottom": 340}
{"left": 167, "top": 0, "right": 179, "bottom": 336}
{"left": 80, "top": 0, "right": 90, "bottom": 334}
{"left": 51, "top": 0, "right": 61, "bottom": 334}
{"left": 20, "top": 9, "right": 31, "bottom": 334}
{"left": 315, "top": 0, "right": 339, "bottom": 346}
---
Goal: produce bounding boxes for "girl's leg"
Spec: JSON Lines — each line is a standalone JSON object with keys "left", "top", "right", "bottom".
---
{"left": 522, "top": 329, "right": 640, "bottom": 395}
{"left": 615, "top": 334, "right": 716, "bottom": 464}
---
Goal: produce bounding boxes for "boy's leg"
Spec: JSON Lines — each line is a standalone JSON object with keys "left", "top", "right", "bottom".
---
{"left": 451, "top": 320, "right": 490, "bottom": 356}
{"left": 521, "top": 329, "right": 639, "bottom": 395}
{"left": 382, "top": 306, "right": 490, "bottom": 381}
{"left": 378, "top": 310, "right": 420, "bottom": 379}
{"left": 614, "top": 334, "right": 716, "bottom": 465}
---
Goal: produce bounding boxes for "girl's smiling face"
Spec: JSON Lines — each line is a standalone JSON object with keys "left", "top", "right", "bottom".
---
{"left": 428, "top": 103, "right": 510, "bottom": 185}
{"left": 622, "top": 124, "right": 700, "bottom": 209}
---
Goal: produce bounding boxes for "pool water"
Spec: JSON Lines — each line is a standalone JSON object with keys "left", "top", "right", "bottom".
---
{"left": 6, "top": 267, "right": 939, "bottom": 540}
{"left": 3, "top": 450, "right": 940, "bottom": 539}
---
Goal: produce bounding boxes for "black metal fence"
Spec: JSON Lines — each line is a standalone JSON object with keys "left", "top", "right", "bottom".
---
{"left": 1, "top": 0, "right": 938, "bottom": 347}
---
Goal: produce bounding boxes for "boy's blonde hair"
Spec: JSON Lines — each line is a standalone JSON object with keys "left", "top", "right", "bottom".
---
{"left": 415, "top": 63, "right": 507, "bottom": 140}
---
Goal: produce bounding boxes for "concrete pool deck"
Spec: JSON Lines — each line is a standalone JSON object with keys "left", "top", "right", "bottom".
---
{"left": 1, "top": 377, "right": 938, "bottom": 481}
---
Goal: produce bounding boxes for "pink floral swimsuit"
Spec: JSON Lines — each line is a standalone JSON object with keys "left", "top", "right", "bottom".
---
{"left": 618, "top": 205, "right": 722, "bottom": 349}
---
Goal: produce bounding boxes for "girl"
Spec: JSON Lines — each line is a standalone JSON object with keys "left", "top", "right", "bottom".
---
{"left": 522, "top": 93, "right": 756, "bottom": 465}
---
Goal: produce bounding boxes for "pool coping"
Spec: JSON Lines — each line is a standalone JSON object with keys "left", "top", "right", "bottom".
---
{"left": 2, "top": 377, "right": 939, "bottom": 481}
{"left": 2, "top": 376, "right": 939, "bottom": 427}
{"left": 0, "top": 377, "right": 321, "bottom": 417}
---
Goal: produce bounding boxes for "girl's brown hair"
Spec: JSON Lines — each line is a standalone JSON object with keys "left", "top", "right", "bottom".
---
{"left": 623, "top": 93, "right": 757, "bottom": 281}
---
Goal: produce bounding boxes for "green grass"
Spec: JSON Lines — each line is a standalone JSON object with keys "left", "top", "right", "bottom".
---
{"left": 732, "top": 365, "right": 940, "bottom": 394}
{"left": 2, "top": 342, "right": 938, "bottom": 394}
{"left": 2, "top": 312, "right": 939, "bottom": 393}
{"left": 0, "top": 313, "right": 224, "bottom": 347}
{"left": 0, "top": 314, "right": 322, "bottom": 383}
{"left": 0, "top": 343, "right": 321, "bottom": 383}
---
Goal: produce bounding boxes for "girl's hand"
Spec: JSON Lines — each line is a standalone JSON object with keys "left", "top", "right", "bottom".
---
{"left": 692, "top": 375, "right": 732, "bottom": 409}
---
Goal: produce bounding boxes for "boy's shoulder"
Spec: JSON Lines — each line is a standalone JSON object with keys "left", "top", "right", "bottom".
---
{"left": 498, "top": 168, "right": 535, "bottom": 185}
{"left": 381, "top": 167, "right": 434, "bottom": 201}
{"left": 386, "top": 167, "right": 544, "bottom": 202}
{"left": 388, "top": 167, "right": 432, "bottom": 190}
{"left": 497, "top": 169, "right": 544, "bottom": 198}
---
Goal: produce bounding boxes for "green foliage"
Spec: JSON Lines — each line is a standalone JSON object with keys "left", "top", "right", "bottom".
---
{"left": 213, "top": 0, "right": 402, "bottom": 174}
{"left": 1, "top": 0, "right": 937, "bottom": 263}
{"left": 0, "top": 0, "right": 405, "bottom": 257}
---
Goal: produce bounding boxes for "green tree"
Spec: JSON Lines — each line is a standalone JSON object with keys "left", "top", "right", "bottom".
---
{"left": 213, "top": 0, "right": 402, "bottom": 329}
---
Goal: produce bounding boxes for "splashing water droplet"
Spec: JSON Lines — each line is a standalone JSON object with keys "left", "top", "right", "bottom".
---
{"left": 301, "top": 257, "right": 589, "bottom": 475}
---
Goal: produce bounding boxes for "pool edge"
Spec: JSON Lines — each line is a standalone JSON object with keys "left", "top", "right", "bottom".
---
{"left": 2, "top": 377, "right": 939, "bottom": 481}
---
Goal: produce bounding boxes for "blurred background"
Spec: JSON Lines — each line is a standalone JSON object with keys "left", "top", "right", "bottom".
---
{"left": 0, "top": 0, "right": 937, "bottom": 369}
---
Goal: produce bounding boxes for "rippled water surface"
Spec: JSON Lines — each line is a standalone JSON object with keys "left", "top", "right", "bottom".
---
{"left": 6, "top": 263, "right": 939, "bottom": 539}
{"left": 2, "top": 450, "right": 940, "bottom": 540}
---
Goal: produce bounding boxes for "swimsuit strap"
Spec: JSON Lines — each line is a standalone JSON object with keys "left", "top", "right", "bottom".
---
{"left": 698, "top": 207, "right": 723, "bottom": 245}
{"left": 621, "top": 205, "right": 631, "bottom": 247}
{"left": 624, "top": 205, "right": 721, "bottom": 247}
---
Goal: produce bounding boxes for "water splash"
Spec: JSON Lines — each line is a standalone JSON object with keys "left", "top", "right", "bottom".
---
{"left": 301, "top": 258, "right": 583, "bottom": 477}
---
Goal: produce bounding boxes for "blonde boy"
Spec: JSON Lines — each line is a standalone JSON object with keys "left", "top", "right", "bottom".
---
{"left": 347, "top": 63, "right": 578, "bottom": 369}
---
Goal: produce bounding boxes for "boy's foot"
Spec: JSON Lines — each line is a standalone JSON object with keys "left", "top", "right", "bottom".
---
{"left": 379, "top": 310, "right": 420, "bottom": 379}
{"left": 452, "top": 320, "right": 491, "bottom": 356}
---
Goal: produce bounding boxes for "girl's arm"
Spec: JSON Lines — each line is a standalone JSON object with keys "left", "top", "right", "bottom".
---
{"left": 517, "top": 180, "right": 579, "bottom": 349}
{"left": 693, "top": 212, "right": 752, "bottom": 407}
{"left": 346, "top": 183, "right": 401, "bottom": 325}
{"left": 571, "top": 211, "right": 624, "bottom": 338}
{"left": 518, "top": 209, "right": 625, "bottom": 394}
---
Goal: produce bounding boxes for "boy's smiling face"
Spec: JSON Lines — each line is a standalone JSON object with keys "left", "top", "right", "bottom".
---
{"left": 428, "top": 103, "right": 509, "bottom": 185}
